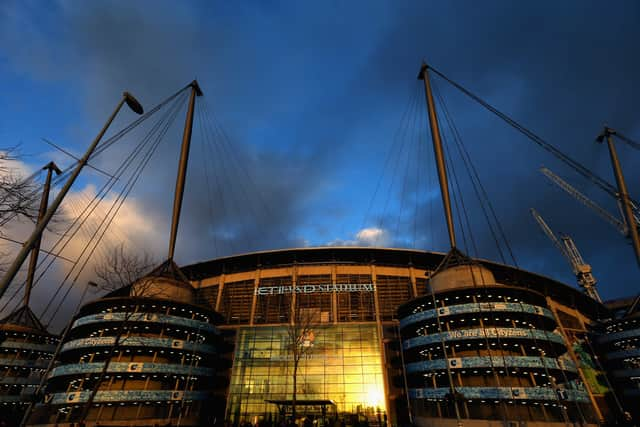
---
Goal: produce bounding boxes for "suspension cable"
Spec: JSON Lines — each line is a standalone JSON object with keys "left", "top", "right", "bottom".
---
{"left": 196, "top": 102, "right": 236, "bottom": 254}
{"left": 202, "top": 101, "right": 258, "bottom": 249}
{"left": 443, "top": 134, "right": 475, "bottom": 256}
{"left": 433, "top": 80, "right": 517, "bottom": 266}
{"left": 616, "top": 131, "right": 640, "bottom": 151}
{"left": 396, "top": 118, "right": 420, "bottom": 247}
{"left": 426, "top": 65, "right": 631, "bottom": 204}
{"left": 204, "top": 100, "right": 286, "bottom": 245}
{"left": 196, "top": 106, "right": 219, "bottom": 257}
{"left": 0, "top": 85, "right": 190, "bottom": 229}
{"left": 0, "top": 92, "right": 188, "bottom": 315}
{"left": 376, "top": 86, "right": 422, "bottom": 246}
{"left": 198, "top": 101, "right": 251, "bottom": 251}
{"left": 42, "top": 93, "right": 186, "bottom": 324}
{"left": 413, "top": 107, "right": 425, "bottom": 248}
{"left": 361, "top": 84, "right": 421, "bottom": 237}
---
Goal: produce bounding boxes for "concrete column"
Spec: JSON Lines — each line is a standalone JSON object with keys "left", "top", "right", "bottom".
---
{"left": 409, "top": 265, "right": 418, "bottom": 298}
{"left": 250, "top": 269, "right": 261, "bottom": 325}
{"left": 290, "top": 264, "right": 298, "bottom": 325}
{"left": 215, "top": 274, "right": 225, "bottom": 313}
{"left": 331, "top": 264, "right": 338, "bottom": 324}
{"left": 371, "top": 264, "right": 391, "bottom": 419}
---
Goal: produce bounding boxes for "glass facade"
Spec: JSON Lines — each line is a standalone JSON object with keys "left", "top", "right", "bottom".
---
{"left": 227, "top": 324, "right": 387, "bottom": 423}
{"left": 182, "top": 248, "right": 614, "bottom": 425}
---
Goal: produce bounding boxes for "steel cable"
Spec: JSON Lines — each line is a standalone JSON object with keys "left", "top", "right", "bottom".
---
{"left": 0, "top": 86, "right": 190, "bottom": 229}
{"left": 361, "top": 85, "right": 421, "bottom": 237}
{"left": 0, "top": 92, "right": 188, "bottom": 316}
{"left": 376, "top": 86, "right": 422, "bottom": 246}
{"left": 426, "top": 65, "right": 633, "bottom": 206}
{"left": 432, "top": 81, "right": 515, "bottom": 265}
{"left": 42, "top": 93, "right": 187, "bottom": 324}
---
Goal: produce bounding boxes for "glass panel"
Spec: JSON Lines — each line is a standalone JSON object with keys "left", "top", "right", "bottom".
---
{"left": 254, "top": 277, "right": 293, "bottom": 324}
{"left": 376, "top": 275, "right": 411, "bottom": 320}
{"left": 219, "top": 280, "right": 254, "bottom": 324}
{"left": 227, "top": 325, "right": 386, "bottom": 423}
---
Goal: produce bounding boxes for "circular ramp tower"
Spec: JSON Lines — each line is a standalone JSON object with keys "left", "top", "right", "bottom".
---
{"left": 0, "top": 306, "right": 58, "bottom": 426}
{"left": 397, "top": 249, "right": 597, "bottom": 427}
{"left": 27, "top": 261, "right": 231, "bottom": 427}
{"left": 596, "top": 297, "right": 640, "bottom": 423}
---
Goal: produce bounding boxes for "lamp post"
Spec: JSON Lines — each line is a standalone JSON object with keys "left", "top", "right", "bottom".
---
{"left": 0, "top": 92, "right": 144, "bottom": 300}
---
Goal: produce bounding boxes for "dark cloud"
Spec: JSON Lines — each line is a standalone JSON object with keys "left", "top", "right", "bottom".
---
{"left": 3, "top": 1, "right": 336, "bottom": 255}
{"left": 349, "top": 1, "right": 640, "bottom": 300}
{"left": 1, "top": 0, "right": 639, "bottom": 328}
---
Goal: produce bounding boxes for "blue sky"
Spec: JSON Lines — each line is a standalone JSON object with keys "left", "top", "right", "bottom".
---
{"left": 1, "top": 1, "right": 639, "bottom": 320}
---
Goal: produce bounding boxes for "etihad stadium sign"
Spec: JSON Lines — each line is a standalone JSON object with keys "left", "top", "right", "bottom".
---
{"left": 255, "top": 283, "right": 375, "bottom": 296}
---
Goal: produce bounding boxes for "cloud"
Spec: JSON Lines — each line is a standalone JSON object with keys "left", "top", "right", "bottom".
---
{"left": 328, "top": 227, "right": 391, "bottom": 247}
{"left": 339, "top": 1, "right": 640, "bottom": 300}
{"left": 0, "top": 155, "right": 168, "bottom": 330}
{"left": 1, "top": 0, "right": 334, "bottom": 261}
{"left": 1, "top": 0, "right": 639, "bottom": 312}
{"left": 1, "top": 1, "right": 339, "bottom": 328}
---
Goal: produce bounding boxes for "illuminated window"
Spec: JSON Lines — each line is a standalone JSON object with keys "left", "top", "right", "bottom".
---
{"left": 227, "top": 325, "right": 386, "bottom": 423}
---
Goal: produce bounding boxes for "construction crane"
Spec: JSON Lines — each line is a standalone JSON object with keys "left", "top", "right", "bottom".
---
{"left": 530, "top": 208, "right": 602, "bottom": 302}
{"left": 540, "top": 167, "right": 640, "bottom": 237}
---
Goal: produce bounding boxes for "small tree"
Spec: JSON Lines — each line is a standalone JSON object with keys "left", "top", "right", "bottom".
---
{"left": 93, "top": 244, "right": 156, "bottom": 293}
{"left": 0, "top": 148, "right": 40, "bottom": 227}
{"left": 0, "top": 148, "right": 65, "bottom": 276}
{"left": 74, "top": 246, "right": 157, "bottom": 422}
{"left": 287, "top": 307, "right": 319, "bottom": 421}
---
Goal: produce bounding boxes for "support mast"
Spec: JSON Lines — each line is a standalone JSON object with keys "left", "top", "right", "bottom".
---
{"left": 0, "top": 92, "right": 143, "bottom": 300}
{"left": 23, "top": 162, "right": 61, "bottom": 308}
{"left": 419, "top": 62, "right": 464, "bottom": 427}
{"left": 597, "top": 126, "right": 640, "bottom": 267}
{"left": 418, "top": 62, "right": 457, "bottom": 249}
{"left": 167, "top": 80, "right": 202, "bottom": 262}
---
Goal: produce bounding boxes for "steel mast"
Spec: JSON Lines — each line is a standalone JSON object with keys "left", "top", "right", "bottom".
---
{"left": 418, "top": 62, "right": 457, "bottom": 249}
{"left": 0, "top": 92, "right": 144, "bottom": 299}
{"left": 76, "top": 81, "right": 202, "bottom": 423}
{"left": 167, "top": 80, "right": 202, "bottom": 262}
{"left": 418, "top": 61, "right": 465, "bottom": 427}
{"left": 597, "top": 126, "right": 640, "bottom": 267}
{"left": 22, "top": 162, "right": 61, "bottom": 308}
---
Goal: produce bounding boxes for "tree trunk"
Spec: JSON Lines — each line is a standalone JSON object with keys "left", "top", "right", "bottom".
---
{"left": 292, "top": 360, "right": 298, "bottom": 422}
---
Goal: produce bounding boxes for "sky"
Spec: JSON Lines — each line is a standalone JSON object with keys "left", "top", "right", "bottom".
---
{"left": 0, "top": 1, "right": 639, "bottom": 327}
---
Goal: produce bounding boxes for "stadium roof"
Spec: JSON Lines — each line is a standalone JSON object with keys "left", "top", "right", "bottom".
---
{"left": 181, "top": 247, "right": 609, "bottom": 318}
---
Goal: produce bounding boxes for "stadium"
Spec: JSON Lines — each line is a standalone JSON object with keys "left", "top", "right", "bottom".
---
{"left": 179, "top": 246, "right": 613, "bottom": 427}
{"left": 24, "top": 262, "right": 231, "bottom": 427}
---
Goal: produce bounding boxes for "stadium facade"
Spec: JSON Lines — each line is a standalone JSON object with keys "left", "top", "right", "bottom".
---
{"left": 181, "top": 246, "right": 615, "bottom": 427}
{"left": 0, "top": 307, "right": 57, "bottom": 426}
{"left": 596, "top": 296, "right": 640, "bottom": 423}
{"left": 25, "top": 262, "right": 231, "bottom": 427}
{"left": 19, "top": 247, "right": 634, "bottom": 427}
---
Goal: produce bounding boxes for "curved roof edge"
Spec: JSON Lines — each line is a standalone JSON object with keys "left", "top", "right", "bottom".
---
{"left": 181, "top": 246, "right": 610, "bottom": 319}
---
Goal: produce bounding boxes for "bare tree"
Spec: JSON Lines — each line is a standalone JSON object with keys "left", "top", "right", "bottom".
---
{"left": 93, "top": 244, "right": 156, "bottom": 293}
{"left": 0, "top": 148, "right": 42, "bottom": 276}
{"left": 0, "top": 148, "right": 67, "bottom": 278}
{"left": 0, "top": 148, "right": 40, "bottom": 228}
{"left": 287, "top": 307, "right": 320, "bottom": 421}
{"left": 72, "top": 246, "right": 158, "bottom": 422}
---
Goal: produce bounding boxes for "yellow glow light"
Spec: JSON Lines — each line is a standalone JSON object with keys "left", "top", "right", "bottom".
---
{"left": 366, "top": 387, "right": 384, "bottom": 409}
